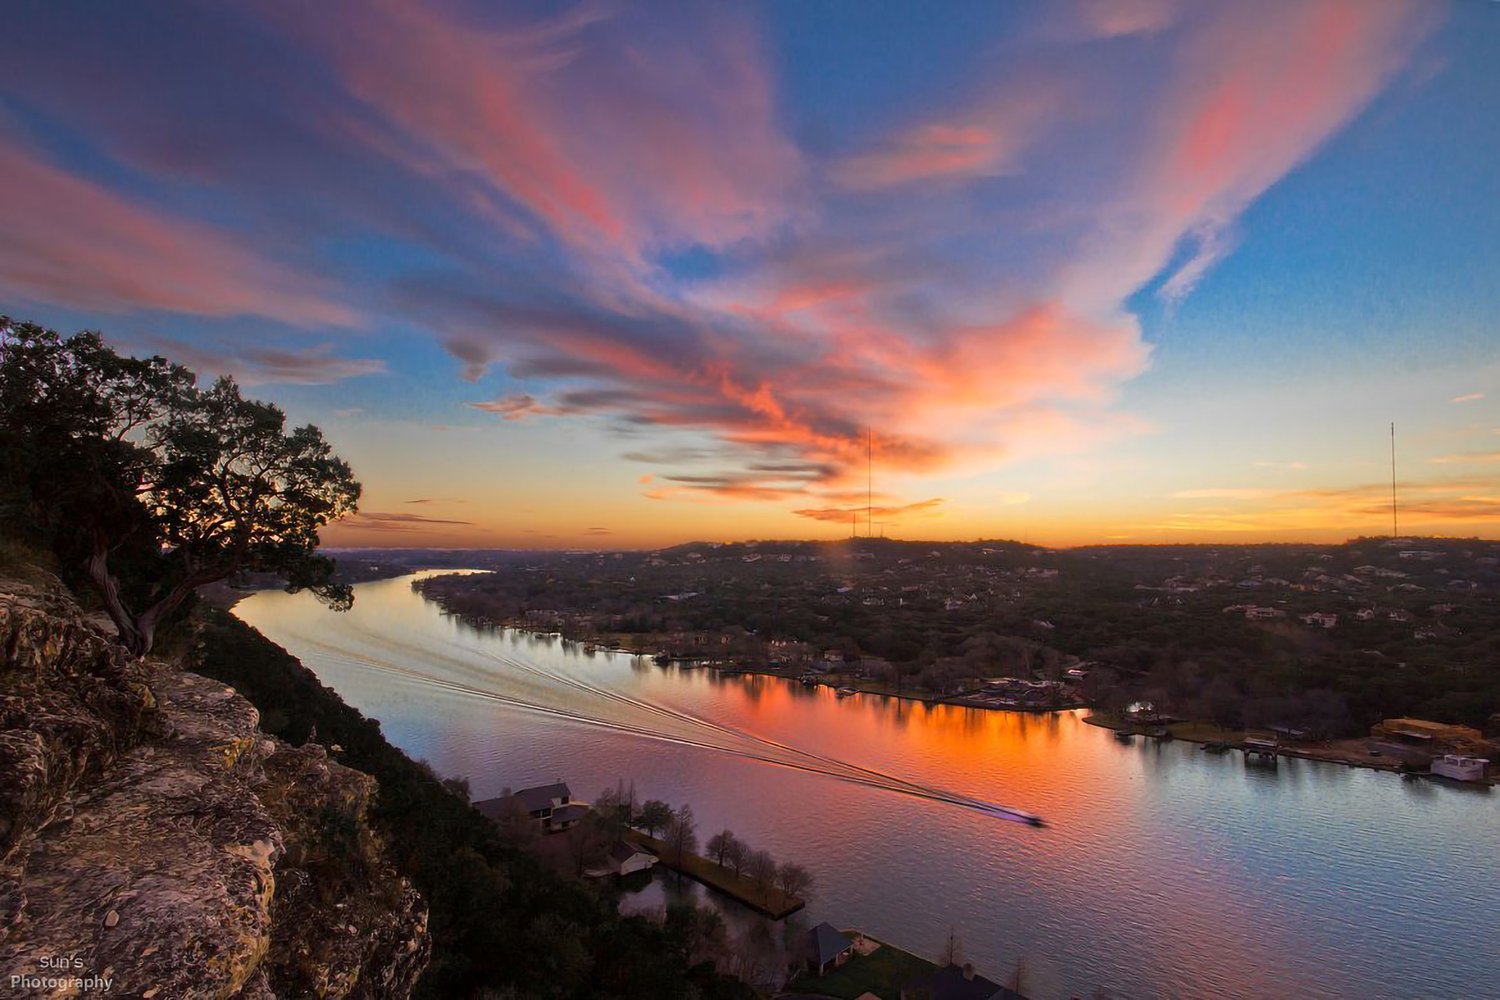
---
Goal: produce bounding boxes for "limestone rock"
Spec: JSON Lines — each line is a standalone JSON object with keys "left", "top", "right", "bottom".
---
{"left": 0, "top": 573, "right": 429, "bottom": 997}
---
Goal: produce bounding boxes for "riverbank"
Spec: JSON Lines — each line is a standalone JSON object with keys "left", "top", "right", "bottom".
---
{"left": 623, "top": 830, "right": 805, "bottom": 919}
{"left": 429, "top": 599, "right": 1086, "bottom": 717}
{"left": 1082, "top": 714, "right": 1499, "bottom": 786}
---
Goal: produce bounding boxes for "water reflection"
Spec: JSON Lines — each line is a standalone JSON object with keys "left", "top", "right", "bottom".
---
{"left": 236, "top": 574, "right": 1500, "bottom": 1000}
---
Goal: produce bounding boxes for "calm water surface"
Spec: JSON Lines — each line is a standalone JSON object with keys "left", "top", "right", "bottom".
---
{"left": 235, "top": 574, "right": 1498, "bottom": 1000}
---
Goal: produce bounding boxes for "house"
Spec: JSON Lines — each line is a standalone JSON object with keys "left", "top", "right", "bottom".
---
{"left": 807, "top": 922, "right": 854, "bottom": 975}
{"left": 608, "top": 841, "right": 658, "bottom": 875}
{"left": 474, "top": 781, "right": 589, "bottom": 834}
{"left": 901, "top": 962, "right": 1025, "bottom": 1000}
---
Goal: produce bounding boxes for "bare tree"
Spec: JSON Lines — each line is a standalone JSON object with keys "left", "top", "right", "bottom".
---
{"left": 706, "top": 829, "right": 739, "bottom": 867}
{"left": 775, "top": 862, "right": 813, "bottom": 900}
{"left": 664, "top": 804, "right": 698, "bottom": 864}
{"left": 567, "top": 813, "right": 613, "bottom": 877}
{"left": 747, "top": 849, "right": 777, "bottom": 902}
{"left": 726, "top": 838, "right": 750, "bottom": 877}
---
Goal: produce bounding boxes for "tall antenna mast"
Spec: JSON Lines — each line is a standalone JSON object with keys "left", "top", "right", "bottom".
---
{"left": 867, "top": 427, "right": 873, "bottom": 539}
{"left": 1390, "top": 422, "right": 1398, "bottom": 537}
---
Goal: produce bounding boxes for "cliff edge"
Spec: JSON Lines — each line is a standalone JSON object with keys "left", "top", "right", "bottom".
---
{"left": 0, "top": 571, "right": 429, "bottom": 998}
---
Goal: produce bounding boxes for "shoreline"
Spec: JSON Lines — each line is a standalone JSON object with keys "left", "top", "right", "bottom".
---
{"left": 1082, "top": 715, "right": 1499, "bottom": 787}
{"left": 423, "top": 594, "right": 1083, "bottom": 716}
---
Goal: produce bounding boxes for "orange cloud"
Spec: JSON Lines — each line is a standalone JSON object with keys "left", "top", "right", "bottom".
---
{"left": 1156, "top": 475, "right": 1500, "bottom": 534}
{"left": 793, "top": 498, "right": 945, "bottom": 524}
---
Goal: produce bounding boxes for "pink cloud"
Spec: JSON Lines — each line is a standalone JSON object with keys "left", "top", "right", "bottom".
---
{"left": 468, "top": 394, "right": 559, "bottom": 421}
{"left": 1074, "top": 0, "right": 1180, "bottom": 39}
{"left": 268, "top": 0, "right": 803, "bottom": 262}
{"left": 1062, "top": 0, "right": 1432, "bottom": 309}
{"left": 832, "top": 87, "right": 1065, "bottom": 190}
{"left": 0, "top": 136, "right": 355, "bottom": 326}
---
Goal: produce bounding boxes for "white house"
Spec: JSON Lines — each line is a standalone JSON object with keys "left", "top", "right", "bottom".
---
{"left": 1431, "top": 755, "right": 1490, "bottom": 783}
{"left": 607, "top": 841, "right": 658, "bottom": 876}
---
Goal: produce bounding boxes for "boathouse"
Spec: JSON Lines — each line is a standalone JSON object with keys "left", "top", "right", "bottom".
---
{"left": 807, "top": 922, "right": 854, "bottom": 976}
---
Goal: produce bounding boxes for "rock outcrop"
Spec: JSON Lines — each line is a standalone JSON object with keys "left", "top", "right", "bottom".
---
{"left": 0, "top": 574, "right": 429, "bottom": 998}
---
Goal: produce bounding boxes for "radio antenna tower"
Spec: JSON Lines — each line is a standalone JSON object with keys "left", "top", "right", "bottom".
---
{"left": 1390, "top": 422, "right": 1398, "bottom": 537}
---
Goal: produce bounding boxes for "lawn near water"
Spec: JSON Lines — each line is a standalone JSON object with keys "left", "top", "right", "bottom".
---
{"left": 788, "top": 935, "right": 940, "bottom": 1000}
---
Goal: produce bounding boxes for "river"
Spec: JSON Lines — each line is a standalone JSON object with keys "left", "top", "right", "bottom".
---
{"left": 234, "top": 573, "right": 1498, "bottom": 1000}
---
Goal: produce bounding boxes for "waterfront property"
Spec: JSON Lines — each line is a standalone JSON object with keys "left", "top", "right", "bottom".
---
{"left": 808, "top": 921, "right": 855, "bottom": 976}
{"left": 474, "top": 781, "right": 590, "bottom": 834}
{"left": 622, "top": 830, "right": 805, "bottom": 918}
{"left": 1431, "top": 754, "right": 1490, "bottom": 783}
{"left": 901, "top": 962, "right": 1025, "bottom": 1000}
{"left": 587, "top": 841, "right": 660, "bottom": 879}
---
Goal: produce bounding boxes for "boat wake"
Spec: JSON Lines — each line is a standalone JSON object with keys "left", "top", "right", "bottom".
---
{"left": 285, "top": 622, "right": 1044, "bottom": 826}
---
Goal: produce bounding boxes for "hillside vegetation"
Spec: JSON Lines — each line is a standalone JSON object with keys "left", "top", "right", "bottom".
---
{"left": 192, "top": 608, "right": 756, "bottom": 1000}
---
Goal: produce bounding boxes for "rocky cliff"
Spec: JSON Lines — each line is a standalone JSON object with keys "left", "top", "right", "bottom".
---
{"left": 0, "top": 572, "right": 429, "bottom": 998}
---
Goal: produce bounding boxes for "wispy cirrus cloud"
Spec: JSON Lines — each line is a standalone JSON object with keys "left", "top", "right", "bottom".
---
{"left": 1451, "top": 392, "right": 1485, "bottom": 403}
{"left": 1159, "top": 475, "right": 1500, "bottom": 533}
{"left": 468, "top": 394, "right": 560, "bottom": 421}
{"left": 341, "top": 511, "right": 475, "bottom": 532}
{"left": 0, "top": 0, "right": 1441, "bottom": 525}
{"left": 0, "top": 135, "right": 355, "bottom": 327}
{"left": 792, "top": 498, "right": 945, "bottom": 525}
{"left": 264, "top": 0, "right": 804, "bottom": 262}
{"left": 142, "top": 337, "right": 385, "bottom": 385}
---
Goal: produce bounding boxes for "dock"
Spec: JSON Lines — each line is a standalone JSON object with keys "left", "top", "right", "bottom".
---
{"left": 621, "top": 830, "right": 805, "bottom": 919}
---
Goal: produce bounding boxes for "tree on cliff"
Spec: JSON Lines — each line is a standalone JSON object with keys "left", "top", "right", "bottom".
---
{"left": 0, "top": 318, "right": 360, "bottom": 655}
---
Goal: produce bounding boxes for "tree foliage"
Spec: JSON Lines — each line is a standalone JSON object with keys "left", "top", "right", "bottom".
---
{"left": 0, "top": 318, "right": 360, "bottom": 654}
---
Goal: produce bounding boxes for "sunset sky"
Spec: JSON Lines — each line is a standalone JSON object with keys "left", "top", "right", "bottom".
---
{"left": 3, "top": 0, "right": 1497, "bottom": 548}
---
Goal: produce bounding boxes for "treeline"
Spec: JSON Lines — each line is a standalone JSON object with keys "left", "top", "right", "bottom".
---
{"left": 193, "top": 610, "right": 756, "bottom": 999}
{"left": 416, "top": 538, "right": 1500, "bottom": 734}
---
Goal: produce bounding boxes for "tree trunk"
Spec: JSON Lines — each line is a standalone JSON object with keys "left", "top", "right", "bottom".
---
{"left": 87, "top": 539, "right": 222, "bottom": 658}
{"left": 87, "top": 541, "right": 147, "bottom": 657}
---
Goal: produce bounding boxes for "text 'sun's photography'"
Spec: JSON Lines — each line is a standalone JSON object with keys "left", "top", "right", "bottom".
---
{"left": 1, "top": 2, "right": 1497, "bottom": 999}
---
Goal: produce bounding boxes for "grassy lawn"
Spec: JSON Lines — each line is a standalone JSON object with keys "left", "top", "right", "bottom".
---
{"left": 789, "top": 939, "right": 939, "bottom": 1000}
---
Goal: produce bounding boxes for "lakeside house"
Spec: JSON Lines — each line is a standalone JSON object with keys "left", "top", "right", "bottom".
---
{"left": 807, "top": 922, "right": 854, "bottom": 976}
{"left": 900, "top": 962, "right": 1025, "bottom": 1000}
{"left": 474, "top": 781, "right": 590, "bottom": 834}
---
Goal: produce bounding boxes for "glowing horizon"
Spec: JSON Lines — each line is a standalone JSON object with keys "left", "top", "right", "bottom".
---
{"left": 2, "top": 1, "right": 1496, "bottom": 548}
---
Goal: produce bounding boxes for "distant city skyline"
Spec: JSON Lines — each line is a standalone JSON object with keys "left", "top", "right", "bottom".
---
{"left": 2, "top": 0, "right": 1496, "bottom": 547}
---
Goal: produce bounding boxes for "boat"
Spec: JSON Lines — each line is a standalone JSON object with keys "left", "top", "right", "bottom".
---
{"left": 1201, "top": 741, "right": 1230, "bottom": 754}
{"left": 836, "top": 686, "right": 858, "bottom": 698}
{"left": 1114, "top": 730, "right": 1135, "bottom": 745}
{"left": 582, "top": 643, "right": 598, "bottom": 654}
{"left": 798, "top": 673, "right": 820, "bottom": 687}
